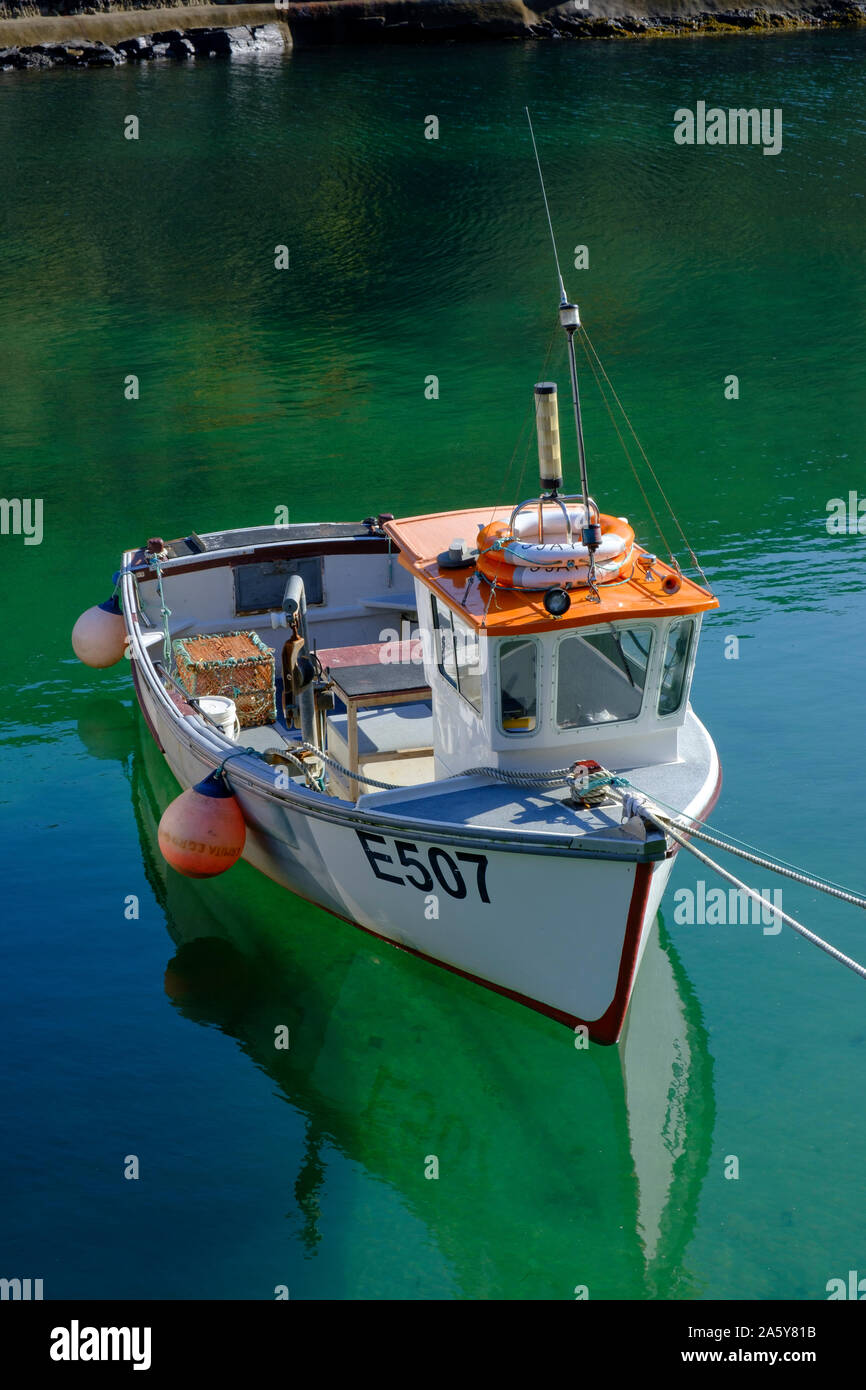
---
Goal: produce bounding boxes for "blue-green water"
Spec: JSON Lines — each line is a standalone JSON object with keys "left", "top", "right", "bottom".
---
{"left": 2, "top": 31, "right": 866, "bottom": 1300}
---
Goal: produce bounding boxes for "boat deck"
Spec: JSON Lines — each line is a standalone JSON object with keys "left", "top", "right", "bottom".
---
{"left": 365, "top": 779, "right": 631, "bottom": 838}
{"left": 354, "top": 710, "right": 714, "bottom": 844}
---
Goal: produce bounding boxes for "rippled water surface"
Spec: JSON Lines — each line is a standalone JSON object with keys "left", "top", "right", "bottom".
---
{"left": 1, "top": 32, "right": 865, "bottom": 1300}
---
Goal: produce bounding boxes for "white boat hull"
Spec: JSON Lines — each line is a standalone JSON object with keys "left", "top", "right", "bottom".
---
{"left": 132, "top": 660, "right": 715, "bottom": 1044}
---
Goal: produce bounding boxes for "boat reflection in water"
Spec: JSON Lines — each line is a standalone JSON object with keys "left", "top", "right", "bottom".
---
{"left": 131, "top": 716, "right": 715, "bottom": 1300}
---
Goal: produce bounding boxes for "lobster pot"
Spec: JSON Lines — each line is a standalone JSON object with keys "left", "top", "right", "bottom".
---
{"left": 535, "top": 382, "right": 562, "bottom": 491}
{"left": 174, "top": 631, "right": 276, "bottom": 729}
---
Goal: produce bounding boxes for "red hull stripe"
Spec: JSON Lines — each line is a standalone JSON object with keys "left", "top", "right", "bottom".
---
{"left": 589, "top": 861, "right": 655, "bottom": 1044}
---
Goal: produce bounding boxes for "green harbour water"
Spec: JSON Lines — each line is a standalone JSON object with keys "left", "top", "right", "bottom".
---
{"left": 1, "top": 30, "right": 866, "bottom": 1300}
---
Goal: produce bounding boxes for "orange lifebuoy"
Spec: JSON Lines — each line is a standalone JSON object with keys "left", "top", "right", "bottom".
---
{"left": 476, "top": 515, "right": 635, "bottom": 590}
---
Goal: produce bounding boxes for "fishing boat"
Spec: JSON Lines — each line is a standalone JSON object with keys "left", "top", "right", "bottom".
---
{"left": 73, "top": 263, "right": 726, "bottom": 1047}
{"left": 111, "top": 487, "right": 719, "bottom": 1042}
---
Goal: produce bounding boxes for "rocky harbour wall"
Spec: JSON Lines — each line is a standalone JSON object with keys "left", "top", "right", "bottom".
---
{"left": 1, "top": 0, "right": 864, "bottom": 71}
{"left": 284, "top": 0, "right": 866, "bottom": 43}
{"left": 0, "top": 6, "right": 290, "bottom": 66}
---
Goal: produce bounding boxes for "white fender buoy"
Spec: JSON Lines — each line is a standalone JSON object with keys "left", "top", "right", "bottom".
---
{"left": 72, "top": 595, "right": 127, "bottom": 668}
{"left": 158, "top": 770, "right": 246, "bottom": 879}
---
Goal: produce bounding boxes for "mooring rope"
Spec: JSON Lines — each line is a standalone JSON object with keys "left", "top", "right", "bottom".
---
{"left": 655, "top": 815, "right": 866, "bottom": 981}
{"left": 606, "top": 783, "right": 866, "bottom": 980}
{"left": 619, "top": 781, "right": 866, "bottom": 905}
{"left": 643, "top": 809, "right": 866, "bottom": 911}
{"left": 290, "top": 747, "right": 614, "bottom": 797}
{"left": 259, "top": 747, "right": 866, "bottom": 984}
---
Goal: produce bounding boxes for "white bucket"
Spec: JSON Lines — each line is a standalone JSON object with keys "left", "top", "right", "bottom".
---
{"left": 197, "top": 696, "right": 240, "bottom": 741}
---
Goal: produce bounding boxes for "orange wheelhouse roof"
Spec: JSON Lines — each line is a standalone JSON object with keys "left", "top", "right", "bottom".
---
{"left": 383, "top": 507, "right": 718, "bottom": 636}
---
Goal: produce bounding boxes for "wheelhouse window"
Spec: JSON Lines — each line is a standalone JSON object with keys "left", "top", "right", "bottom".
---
{"left": 556, "top": 625, "right": 654, "bottom": 729}
{"left": 658, "top": 618, "right": 694, "bottom": 716}
{"left": 431, "top": 596, "right": 483, "bottom": 716}
{"left": 498, "top": 638, "right": 538, "bottom": 733}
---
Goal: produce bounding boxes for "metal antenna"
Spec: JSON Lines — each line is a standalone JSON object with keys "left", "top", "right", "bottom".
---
{"left": 525, "top": 107, "right": 566, "bottom": 305}
{"left": 525, "top": 108, "right": 602, "bottom": 596}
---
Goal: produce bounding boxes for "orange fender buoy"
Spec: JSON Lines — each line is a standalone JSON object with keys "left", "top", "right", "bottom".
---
{"left": 72, "top": 595, "right": 127, "bottom": 668}
{"left": 158, "top": 770, "right": 246, "bottom": 878}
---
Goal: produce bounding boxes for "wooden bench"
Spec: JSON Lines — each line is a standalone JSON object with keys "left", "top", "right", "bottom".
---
{"left": 316, "top": 641, "right": 432, "bottom": 782}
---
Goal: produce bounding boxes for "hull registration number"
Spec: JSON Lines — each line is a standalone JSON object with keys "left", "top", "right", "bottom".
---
{"left": 356, "top": 831, "right": 491, "bottom": 903}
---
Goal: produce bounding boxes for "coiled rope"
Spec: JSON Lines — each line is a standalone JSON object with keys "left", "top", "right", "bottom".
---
{"left": 293, "top": 742, "right": 404, "bottom": 791}
{"left": 458, "top": 764, "right": 614, "bottom": 790}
